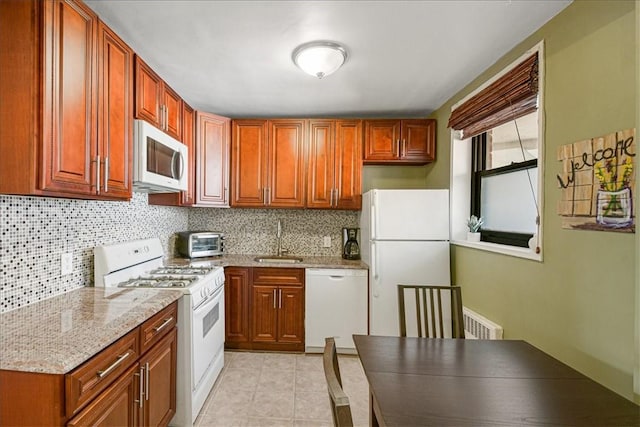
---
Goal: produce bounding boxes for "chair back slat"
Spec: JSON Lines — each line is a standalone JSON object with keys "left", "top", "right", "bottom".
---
{"left": 397, "top": 285, "right": 465, "bottom": 339}
{"left": 323, "top": 337, "right": 354, "bottom": 427}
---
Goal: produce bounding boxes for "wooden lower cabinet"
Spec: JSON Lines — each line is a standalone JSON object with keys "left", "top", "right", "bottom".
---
{"left": 0, "top": 302, "right": 177, "bottom": 427}
{"left": 251, "top": 268, "right": 305, "bottom": 351}
{"left": 139, "top": 328, "right": 177, "bottom": 427}
{"left": 224, "top": 267, "right": 252, "bottom": 349}
{"left": 67, "top": 364, "right": 139, "bottom": 427}
{"left": 225, "top": 267, "right": 305, "bottom": 352}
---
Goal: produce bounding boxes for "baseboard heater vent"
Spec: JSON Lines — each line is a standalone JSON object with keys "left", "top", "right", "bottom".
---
{"left": 463, "top": 307, "right": 503, "bottom": 340}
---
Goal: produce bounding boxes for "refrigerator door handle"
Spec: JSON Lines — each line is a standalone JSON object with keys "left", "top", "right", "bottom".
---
{"left": 371, "top": 190, "right": 377, "bottom": 240}
{"left": 371, "top": 241, "right": 380, "bottom": 297}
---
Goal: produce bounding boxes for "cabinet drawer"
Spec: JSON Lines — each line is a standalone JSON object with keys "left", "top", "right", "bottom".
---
{"left": 140, "top": 301, "right": 178, "bottom": 355}
{"left": 65, "top": 328, "right": 139, "bottom": 417}
{"left": 252, "top": 268, "right": 304, "bottom": 286}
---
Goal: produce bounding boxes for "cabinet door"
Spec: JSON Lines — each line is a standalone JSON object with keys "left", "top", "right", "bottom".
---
{"left": 139, "top": 328, "right": 177, "bottom": 427}
{"left": 41, "top": 0, "right": 97, "bottom": 195}
{"left": 97, "top": 21, "right": 133, "bottom": 200}
{"left": 163, "top": 84, "right": 182, "bottom": 140}
{"left": 401, "top": 119, "right": 436, "bottom": 163}
{"left": 277, "top": 286, "right": 305, "bottom": 345}
{"left": 225, "top": 267, "right": 251, "bottom": 348}
{"left": 268, "top": 120, "right": 306, "bottom": 207}
{"left": 251, "top": 285, "right": 278, "bottom": 344}
{"left": 180, "top": 103, "right": 195, "bottom": 205}
{"left": 363, "top": 120, "right": 401, "bottom": 163}
{"left": 334, "top": 120, "right": 362, "bottom": 209}
{"left": 67, "top": 364, "right": 138, "bottom": 427}
{"left": 196, "top": 112, "right": 231, "bottom": 207}
{"left": 306, "top": 120, "right": 335, "bottom": 208}
{"left": 231, "top": 120, "right": 269, "bottom": 207}
{"left": 134, "top": 57, "right": 162, "bottom": 127}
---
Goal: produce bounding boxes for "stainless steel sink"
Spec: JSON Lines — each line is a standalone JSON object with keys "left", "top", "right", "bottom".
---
{"left": 254, "top": 256, "right": 303, "bottom": 264}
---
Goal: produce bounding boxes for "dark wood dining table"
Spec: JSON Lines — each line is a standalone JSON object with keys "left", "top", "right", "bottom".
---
{"left": 353, "top": 335, "right": 640, "bottom": 426}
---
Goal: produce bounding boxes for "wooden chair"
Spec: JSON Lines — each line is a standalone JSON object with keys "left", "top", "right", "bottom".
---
{"left": 323, "top": 337, "right": 354, "bottom": 427}
{"left": 397, "top": 285, "right": 465, "bottom": 338}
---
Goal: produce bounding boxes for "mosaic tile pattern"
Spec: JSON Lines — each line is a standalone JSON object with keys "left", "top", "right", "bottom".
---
{"left": 0, "top": 193, "right": 188, "bottom": 312}
{"left": 188, "top": 208, "right": 359, "bottom": 256}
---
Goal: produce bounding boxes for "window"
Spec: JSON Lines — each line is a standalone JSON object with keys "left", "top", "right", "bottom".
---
{"left": 449, "top": 44, "right": 544, "bottom": 261}
{"left": 471, "top": 111, "right": 539, "bottom": 247}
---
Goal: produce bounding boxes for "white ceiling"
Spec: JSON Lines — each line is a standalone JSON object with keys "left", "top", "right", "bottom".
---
{"left": 85, "top": 0, "right": 570, "bottom": 119}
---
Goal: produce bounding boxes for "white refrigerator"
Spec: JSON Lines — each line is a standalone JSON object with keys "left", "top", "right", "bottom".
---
{"left": 360, "top": 189, "right": 451, "bottom": 337}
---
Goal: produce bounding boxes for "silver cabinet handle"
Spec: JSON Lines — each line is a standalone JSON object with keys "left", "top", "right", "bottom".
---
{"left": 145, "top": 362, "right": 150, "bottom": 401}
{"left": 135, "top": 365, "right": 144, "bottom": 408}
{"left": 267, "top": 187, "right": 271, "bottom": 206}
{"left": 97, "top": 351, "right": 130, "bottom": 378}
{"left": 273, "top": 289, "right": 276, "bottom": 309}
{"left": 396, "top": 139, "right": 401, "bottom": 157}
{"left": 164, "top": 105, "right": 169, "bottom": 132}
{"left": 334, "top": 188, "right": 339, "bottom": 207}
{"left": 402, "top": 138, "right": 406, "bottom": 157}
{"left": 153, "top": 317, "right": 173, "bottom": 333}
{"left": 330, "top": 189, "right": 335, "bottom": 207}
{"left": 94, "top": 154, "right": 101, "bottom": 193}
{"left": 103, "top": 156, "right": 109, "bottom": 192}
{"left": 278, "top": 289, "right": 282, "bottom": 309}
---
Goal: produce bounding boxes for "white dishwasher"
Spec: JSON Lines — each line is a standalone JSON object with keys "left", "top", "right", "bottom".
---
{"left": 305, "top": 268, "right": 368, "bottom": 354}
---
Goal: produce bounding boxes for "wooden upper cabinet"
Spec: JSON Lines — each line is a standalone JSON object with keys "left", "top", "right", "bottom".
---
{"left": 363, "top": 119, "right": 436, "bottom": 164}
{"left": 269, "top": 120, "right": 306, "bottom": 208}
{"left": 231, "top": 120, "right": 269, "bottom": 207}
{"left": 163, "top": 85, "right": 182, "bottom": 141}
{"left": 0, "top": 0, "right": 132, "bottom": 200}
{"left": 307, "top": 120, "right": 362, "bottom": 209}
{"left": 307, "top": 120, "right": 335, "bottom": 208}
{"left": 231, "top": 119, "right": 306, "bottom": 208}
{"left": 334, "top": 120, "right": 363, "bottom": 209}
{"left": 195, "top": 112, "right": 231, "bottom": 207}
{"left": 401, "top": 119, "right": 436, "bottom": 162}
{"left": 42, "top": 0, "right": 97, "bottom": 196}
{"left": 363, "top": 120, "right": 401, "bottom": 162}
{"left": 134, "top": 56, "right": 182, "bottom": 141}
{"left": 97, "top": 21, "right": 133, "bottom": 199}
{"left": 181, "top": 103, "right": 196, "bottom": 206}
{"left": 134, "top": 59, "right": 162, "bottom": 126}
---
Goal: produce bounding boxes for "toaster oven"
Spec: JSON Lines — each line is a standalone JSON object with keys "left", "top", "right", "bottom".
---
{"left": 176, "top": 231, "right": 225, "bottom": 258}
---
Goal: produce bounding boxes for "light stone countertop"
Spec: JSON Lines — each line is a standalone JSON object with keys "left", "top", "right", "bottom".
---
{"left": 167, "top": 254, "right": 369, "bottom": 270}
{"left": 0, "top": 287, "right": 183, "bottom": 374}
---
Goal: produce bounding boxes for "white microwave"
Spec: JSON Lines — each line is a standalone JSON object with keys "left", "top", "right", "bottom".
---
{"left": 133, "top": 119, "right": 188, "bottom": 193}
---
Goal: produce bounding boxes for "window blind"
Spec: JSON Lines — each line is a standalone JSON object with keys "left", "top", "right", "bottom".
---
{"left": 448, "top": 53, "right": 538, "bottom": 139}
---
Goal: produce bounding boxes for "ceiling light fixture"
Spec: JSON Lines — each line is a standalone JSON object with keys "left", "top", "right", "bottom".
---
{"left": 292, "top": 41, "right": 347, "bottom": 79}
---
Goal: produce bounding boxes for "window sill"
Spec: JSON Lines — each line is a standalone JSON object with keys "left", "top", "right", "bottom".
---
{"left": 451, "top": 239, "right": 542, "bottom": 262}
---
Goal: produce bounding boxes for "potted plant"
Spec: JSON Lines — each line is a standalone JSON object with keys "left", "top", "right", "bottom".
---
{"left": 466, "top": 215, "right": 483, "bottom": 242}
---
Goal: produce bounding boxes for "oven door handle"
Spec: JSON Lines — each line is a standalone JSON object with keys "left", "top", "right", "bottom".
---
{"left": 193, "top": 294, "right": 211, "bottom": 312}
{"left": 193, "top": 285, "right": 223, "bottom": 313}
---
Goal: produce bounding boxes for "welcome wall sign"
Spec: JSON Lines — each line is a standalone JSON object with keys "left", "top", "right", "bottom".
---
{"left": 556, "top": 128, "right": 635, "bottom": 233}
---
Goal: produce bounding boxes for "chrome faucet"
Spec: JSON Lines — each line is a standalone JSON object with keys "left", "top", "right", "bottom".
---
{"left": 276, "top": 219, "right": 288, "bottom": 256}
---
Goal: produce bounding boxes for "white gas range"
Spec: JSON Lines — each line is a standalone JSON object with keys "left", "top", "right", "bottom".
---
{"left": 94, "top": 238, "right": 225, "bottom": 427}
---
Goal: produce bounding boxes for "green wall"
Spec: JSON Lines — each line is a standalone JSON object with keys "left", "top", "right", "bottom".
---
{"left": 430, "top": 0, "right": 638, "bottom": 401}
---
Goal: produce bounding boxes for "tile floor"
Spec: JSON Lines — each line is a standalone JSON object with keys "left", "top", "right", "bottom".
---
{"left": 194, "top": 351, "right": 369, "bottom": 427}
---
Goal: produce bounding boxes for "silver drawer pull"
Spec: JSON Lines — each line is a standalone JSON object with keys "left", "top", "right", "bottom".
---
{"left": 153, "top": 317, "right": 173, "bottom": 333}
{"left": 97, "top": 352, "right": 131, "bottom": 378}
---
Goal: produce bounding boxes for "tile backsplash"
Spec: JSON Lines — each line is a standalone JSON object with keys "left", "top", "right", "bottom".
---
{"left": 1, "top": 194, "right": 361, "bottom": 313}
{"left": 1, "top": 193, "right": 188, "bottom": 312}
{"left": 189, "top": 208, "right": 359, "bottom": 256}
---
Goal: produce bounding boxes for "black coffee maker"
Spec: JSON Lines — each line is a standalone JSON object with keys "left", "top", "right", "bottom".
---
{"left": 342, "top": 228, "right": 361, "bottom": 260}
